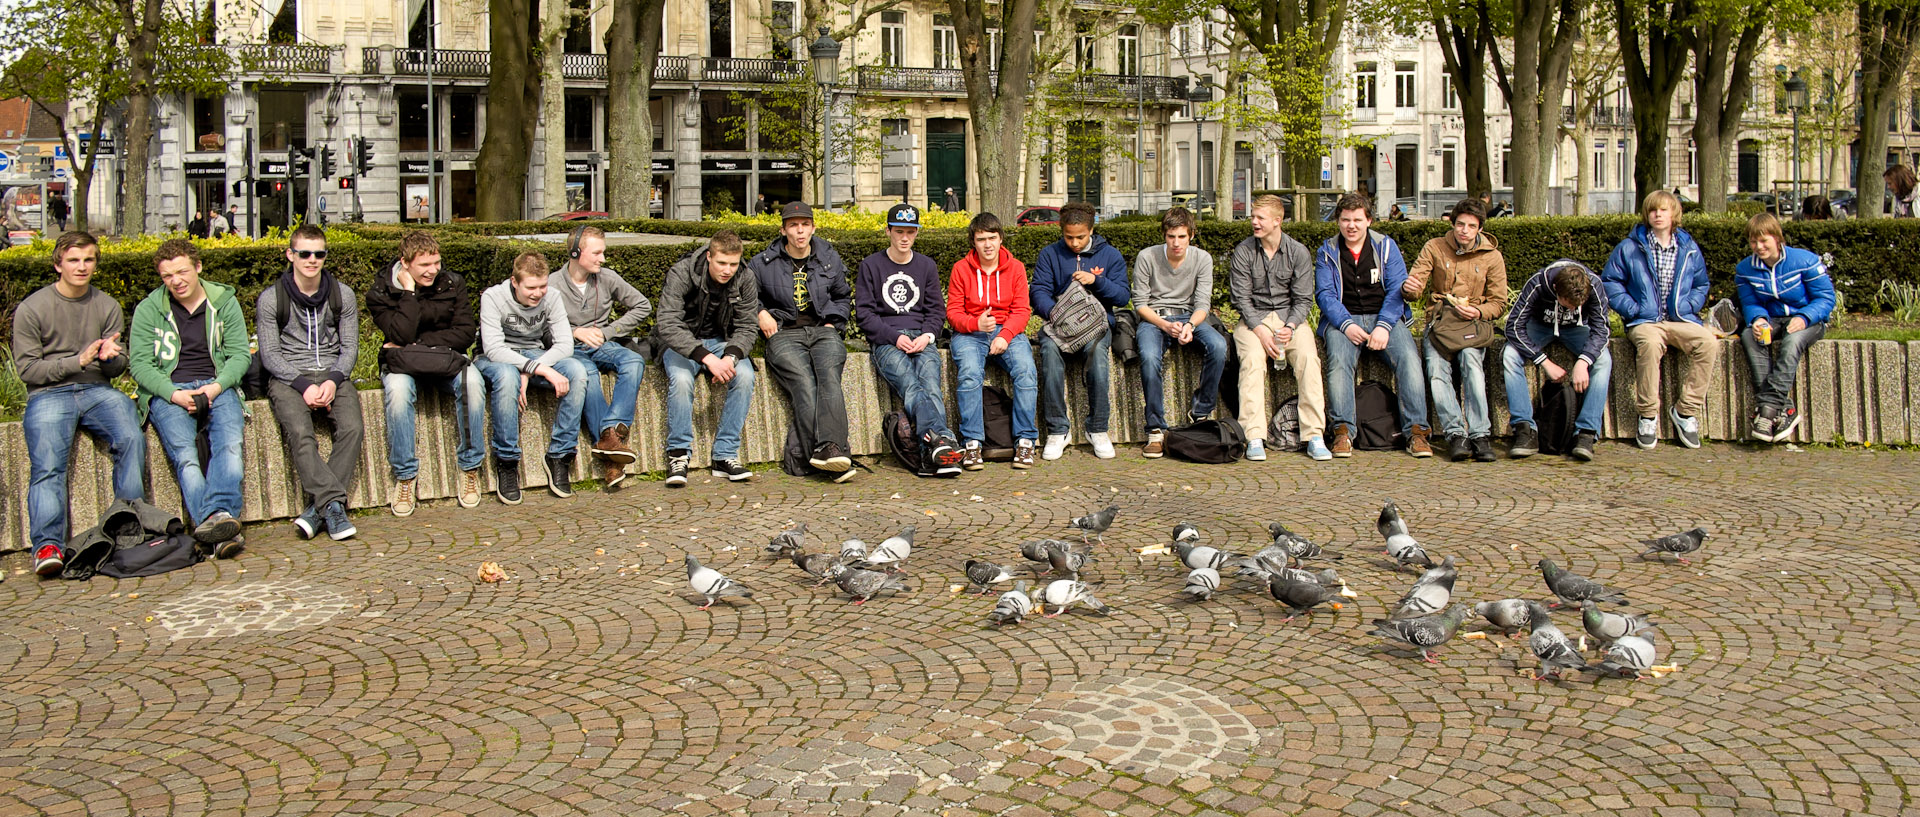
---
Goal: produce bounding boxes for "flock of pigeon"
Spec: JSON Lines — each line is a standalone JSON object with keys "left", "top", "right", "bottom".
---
{"left": 683, "top": 499, "right": 1708, "bottom": 682}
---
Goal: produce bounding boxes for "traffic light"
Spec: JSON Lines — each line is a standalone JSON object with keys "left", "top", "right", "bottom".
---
{"left": 339, "top": 177, "right": 355, "bottom": 190}
{"left": 233, "top": 180, "right": 244, "bottom": 197}
{"left": 253, "top": 180, "right": 273, "bottom": 197}
{"left": 273, "top": 181, "right": 286, "bottom": 193}
{"left": 354, "top": 136, "right": 373, "bottom": 176}
{"left": 320, "top": 145, "right": 336, "bottom": 178}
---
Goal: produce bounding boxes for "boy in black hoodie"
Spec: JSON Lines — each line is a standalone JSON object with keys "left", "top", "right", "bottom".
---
{"left": 855, "top": 204, "right": 963, "bottom": 476}
{"left": 256, "top": 224, "right": 362, "bottom": 541}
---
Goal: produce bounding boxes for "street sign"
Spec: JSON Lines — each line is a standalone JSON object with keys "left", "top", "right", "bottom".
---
{"left": 77, "top": 134, "right": 116, "bottom": 156}
{"left": 53, "top": 145, "right": 67, "bottom": 159}
{"left": 0, "top": 153, "right": 13, "bottom": 173}
{"left": 53, "top": 167, "right": 68, "bottom": 180}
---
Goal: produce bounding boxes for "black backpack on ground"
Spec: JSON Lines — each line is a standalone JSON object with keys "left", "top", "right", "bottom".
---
{"left": 780, "top": 423, "right": 811, "bottom": 477}
{"left": 1353, "top": 381, "right": 1403, "bottom": 451}
{"left": 1164, "top": 417, "right": 1248, "bottom": 464}
{"left": 981, "top": 385, "right": 1016, "bottom": 460}
{"left": 883, "top": 410, "right": 943, "bottom": 477}
{"left": 1268, "top": 396, "right": 1302, "bottom": 452}
{"left": 1535, "top": 380, "right": 1581, "bottom": 456}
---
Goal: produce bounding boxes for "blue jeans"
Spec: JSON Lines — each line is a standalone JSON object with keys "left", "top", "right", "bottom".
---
{"left": 951, "top": 330, "right": 1039, "bottom": 442}
{"left": 475, "top": 352, "right": 589, "bottom": 460}
{"left": 382, "top": 366, "right": 486, "bottom": 479}
{"left": 1502, "top": 320, "right": 1614, "bottom": 434}
{"left": 1321, "top": 314, "right": 1429, "bottom": 433}
{"left": 1036, "top": 330, "right": 1112, "bottom": 435}
{"left": 1136, "top": 313, "right": 1229, "bottom": 430}
{"left": 1740, "top": 322, "right": 1826, "bottom": 411}
{"left": 146, "top": 379, "right": 244, "bottom": 525}
{"left": 24, "top": 383, "right": 145, "bottom": 549}
{"left": 662, "top": 338, "right": 756, "bottom": 459}
{"left": 1422, "top": 337, "right": 1490, "bottom": 438}
{"left": 870, "top": 342, "right": 952, "bottom": 440}
{"left": 573, "top": 340, "right": 646, "bottom": 436}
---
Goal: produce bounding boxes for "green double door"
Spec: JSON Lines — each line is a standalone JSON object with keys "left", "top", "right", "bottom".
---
{"left": 927, "top": 120, "right": 967, "bottom": 211}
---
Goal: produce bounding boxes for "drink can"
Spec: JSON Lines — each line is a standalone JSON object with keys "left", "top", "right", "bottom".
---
{"left": 1756, "top": 322, "right": 1773, "bottom": 346}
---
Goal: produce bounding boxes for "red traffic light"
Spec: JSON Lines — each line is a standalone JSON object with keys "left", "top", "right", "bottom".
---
{"left": 339, "top": 177, "right": 355, "bottom": 189}
{"left": 273, "top": 181, "right": 286, "bottom": 192}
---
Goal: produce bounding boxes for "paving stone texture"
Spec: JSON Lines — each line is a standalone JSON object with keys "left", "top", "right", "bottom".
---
{"left": 2, "top": 441, "right": 1916, "bottom": 816}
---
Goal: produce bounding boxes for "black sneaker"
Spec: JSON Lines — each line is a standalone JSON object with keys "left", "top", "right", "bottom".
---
{"left": 665, "top": 450, "right": 690, "bottom": 487}
{"left": 1470, "top": 436, "right": 1496, "bottom": 462}
{"left": 292, "top": 505, "right": 322, "bottom": 539}
{"left": 925, "top": 432, "right": 963, "bottom": 468}
{"left": 494, "top": 457, "right": 523, "bottom": 505}
{"left": 810, "top": 441, "right": 853, "bottom": 473}
{"left": 214, "top": 533, "right": 246, "bottom": 559}
{"left": 1509, "top": 425, "right": 1538, "bottom": 458}
{"left": 710, "top": 457, "right": 753, "bottom": 481}
{"left": 1447, "top": 434, "right": 1470, "bottom": 462}
{"left": 323, "top": 500, "right": 357, "bottom": 541}
{"left": 1773, "top": 406, "right": 1802, "bottom": 442}
{"left": 546, "top": 453, "right": 576, "bottom": 498}
{"left": 1569, "top": 431, "right": 1597, "bottom": 462}
{"left": 1752, "top": 405, "right": 1780, "bottom": 442}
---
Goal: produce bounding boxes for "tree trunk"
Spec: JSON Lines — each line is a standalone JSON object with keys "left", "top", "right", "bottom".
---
{"left": 540, "top": 0, "right": 570, "bottom": 217}
{"left": 606, "top": 0, "right": 664, "bottom": 218}
{"left": 1617, "top": 0, "right": 1691, "bottom": 208}
{"left": 1855, "top": 0, "right": 1920, "bottom": 219}
{"left": 476, "top": 0, "right": 541, "bottom": 221}
{"left": 1215, "top": 71, "right": 1239, "bottom": 218}
{"left": 117, "top": 0, "right": 162, "bottom": 234}
{"left": 1571, "top": 88, "right": 1591, "bottom": 215}
{"left": 71, "top": 170, "right": 94, "bottom": 234}
{"left": 951, "top": 0, "right": 1038, "bottom": 218}
{"left": 1692, "top": 17, "right": 1765, "bottom": 214}
{"left": 1499, "top": 0, "right": 1582, "bottom": 216}
{"left": 1434, "top": 11, "right": 1492, "bottom": 198}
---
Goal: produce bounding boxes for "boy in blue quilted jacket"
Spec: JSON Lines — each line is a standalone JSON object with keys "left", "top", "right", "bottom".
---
{"left": 1734, "top": 212, "right": 1834, "bottom": 443}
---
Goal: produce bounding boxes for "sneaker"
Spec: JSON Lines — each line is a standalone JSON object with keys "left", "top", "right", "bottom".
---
{"left": 546, "top": 453, "right": 576, "bottom": 498}
{"left": 214, "top": 533, "right": 246, "bottom": 560}
{"left": 832, "top": 465, "right": 858, "bottom": 483}
{"left": 193, "top": 511, "right": 242, "bottom": 543}
{"left": 323, "top": 500, "right": 357, "bottom": 541}
{"left": 292, "top": 505, "right": 322, "bottom": 540}
{"left": 1446, "top": 433, "right": 1470, "bottom": 462}
{"left": 1407, "top": 425, "right": 1434, "bottom": 458}
{"left": 1509, "top": 424, "right": 1539, "bottom": 458}
{"left": 1305, "top": 436, "right": 1333, "bottom": 461}
{"left": 1088, "top": 432, "right": 1116, "bottom": 459}
{"left": 1245, "top": 438, "right": 1267, "bottom": 461}
{"left": 495, "top": 458, "right": 524, "bottom": 504}
{"left": 1752, "top": 405, "right": 1780, "bottom": 442}
{"left": 1042, "top": 433, "right": 1070, "bottom": 461}
{"left": 1570, "top": 431, "right": 1597, "bottom": 462}
{"left": 1670, "top": 408, "right": 1702, "bottom": 449}
{"left": 592, "top": 424, "right": 636, "bottom": 464}
{"left": 459, "top": 468, "right": 482, "bottom": 508}
{"left": 1144, "top": 429, "right": 1167, "bottom": 458}
{"left": 1774, "top": 406, "right": 1802, "bottom": 442}
{"left": 33, "top": 543, "right": 65, "bottom": 577}
{"left": 962, "top": 440, "right": 986, "bottom": 471}
{"left": 925, "top": 433, "right": 964, "bottom": 468}
{"left": 1635, "top": 416, "right": 1659, "bottom": 450}
{"left": 390, "top": 478, "right": 417, "bottom": 518}
{"left": 665, "top": 450, "right": 690, "bottom": 487}
{"left": 1470, "top": 436, "right": 1496, "bottom": 462}
{"left": 811, "top": 441, "right": 854, "bottom": 473}
{"left": 603, "top": 458, "right": 628, "bottom": 489}
{"left": 1329, "top": 424, "right": 1354, "bottom": 458}
{"left": 711, "top": 457, "right": 753, "bottom": 481}
{"left": 1012, "top": 440, "right": 1036, "bottom": 469}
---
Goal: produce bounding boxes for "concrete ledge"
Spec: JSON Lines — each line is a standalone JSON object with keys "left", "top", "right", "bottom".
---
{"left": 2, "top": 337, "right": 1910, "bottom": 550}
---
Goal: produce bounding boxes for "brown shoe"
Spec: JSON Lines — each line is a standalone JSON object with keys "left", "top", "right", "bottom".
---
{"left": 602, "top": 458, "right": 628, "bottom": 489}
{"left": 1329, "top": 424, "right": 1354, "bottom": 458}
{"left": 1144, "top": 429, "right": 1167, "bottom": 458}
{"left": 593, "top": 424, "right": 636, "bottom": 464}
{"left": 458, "top": 468, "right": 482, "bottom": 508}
{"left": 1408, "top": 424, "right": 1434, "bottom": 458}
{"left": 1012, "top": 439, "right": 1035, "bottom": 469}
{"left": 391, "top": 478, "right": 417, "bottom": 517}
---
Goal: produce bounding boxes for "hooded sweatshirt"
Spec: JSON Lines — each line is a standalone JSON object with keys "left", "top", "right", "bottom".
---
{"left": 1029, "top": 233, "right": 1131, "bottom": 324}
{"left": 946, "top": 249, "right": 1032, "bottom": 343}
{"left": 479, "top": 280, "right": 574, "bottom": 373}
{"left": 129, "top": 279, "right": 251, "bottom": 423}
{"left": 255, "top": 269, "right": 358, "bottom": 394}
{"left": 856, "top": 248, "right": 945, "bottom": 347}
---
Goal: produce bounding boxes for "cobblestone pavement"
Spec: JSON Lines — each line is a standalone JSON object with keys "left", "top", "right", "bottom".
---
{"left": 3, "top": 441, "right": 1917, "bottom": 817}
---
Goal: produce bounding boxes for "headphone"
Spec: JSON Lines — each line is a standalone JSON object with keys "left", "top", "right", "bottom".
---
{"left": 567, "top": 224, "right": 589, "bottom": 259}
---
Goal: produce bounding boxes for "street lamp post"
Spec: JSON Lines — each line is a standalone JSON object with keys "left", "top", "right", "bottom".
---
{"left": 811, "top": 27, "right": 841, "bottom": 211}
{"left": 1785, "top": 70, "right": 1808, "bottom": 215}
{"left": 1188, "top": 83, "right": 1213, "bottom": 214}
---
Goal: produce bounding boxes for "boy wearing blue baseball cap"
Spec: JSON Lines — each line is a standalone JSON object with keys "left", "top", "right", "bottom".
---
{"left": 855, "top": 204, "right": 964, "bottom": 476}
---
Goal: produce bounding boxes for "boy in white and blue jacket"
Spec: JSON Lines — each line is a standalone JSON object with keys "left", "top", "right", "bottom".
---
{"left": 1734, "top": 213, "right": 1834, "bottom": 443}
{"left": 1313, "top": 192, "right": 1431, "bottom": 457}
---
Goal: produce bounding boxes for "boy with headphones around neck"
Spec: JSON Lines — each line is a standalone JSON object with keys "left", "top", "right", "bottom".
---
{"left": 548, "top": 224, "right": 652, "bottom": 488}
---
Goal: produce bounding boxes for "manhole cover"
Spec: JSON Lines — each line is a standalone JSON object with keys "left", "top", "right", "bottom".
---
{"left": 150, "top": 581, "right": 353, "bottom": 640}
{"left": 1026, "top": 677, "right": 1259, "bottom": 776}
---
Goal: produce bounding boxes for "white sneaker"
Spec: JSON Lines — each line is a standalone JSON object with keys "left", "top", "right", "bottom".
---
{"left": 1088, "top": 432, "right": 1116, "bottom": 459}
{"left": 1042, "top": 433, "right": 1069, "bottom": 461}
{"left": 1635, "top": 416, "right": 1659, "bottom": 450}
{"left": 1245, "top": 439, "right": 1267, "bottom": 461}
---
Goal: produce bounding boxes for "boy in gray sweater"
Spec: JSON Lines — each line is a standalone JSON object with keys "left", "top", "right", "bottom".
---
{"left": 257, "top": 225, "right": 362, "bottom": 542}
{"left": 548, "top": 225, "right": 651, "bottom": 487}
{"left": 477, "top": 252, "right": 591, "bottom": 503}
{"left": 1130, "top": 207, "right": 1227, "bottom": 456}
{"left": 13, "top": 231, "right": 145, "bottom": 578}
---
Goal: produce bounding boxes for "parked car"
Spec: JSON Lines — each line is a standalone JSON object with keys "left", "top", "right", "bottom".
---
{"left": 546, "top": 210, "right": 610, "bottom": 221}
{"left": 1170, "top": 191, "right": 1216, "bottom": 219}
{"left": 1825, "top": 189, "right": 1856, "bottom": 218}
{"left": 1014, "top": 206, "right": 1061, "bottom": 226}
{"left": 1726, "top": 192, "right": 1793, "bottom": 218}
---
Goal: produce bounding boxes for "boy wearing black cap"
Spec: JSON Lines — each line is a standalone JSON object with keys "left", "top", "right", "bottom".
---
{"left": 748, "top": 201, "right": 857, "bottom": 482}
{"left": 855, "top": 204, "right": 963, "bottom": 476}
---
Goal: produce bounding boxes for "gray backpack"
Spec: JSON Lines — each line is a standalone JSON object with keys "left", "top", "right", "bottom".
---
{"left": 1042, "top": 282, "right": 1110, "bottom": 353}
{"left": 1268, "top": 396, "right": 1302, "bottom": 452}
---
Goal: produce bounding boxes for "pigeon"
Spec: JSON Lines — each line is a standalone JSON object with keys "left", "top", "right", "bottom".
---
{"left": 1040, "top": 579, "right": 1112, "bottom": 617}
{"left": 840, "top": 538, "right": 869, "bottom": 562}
{"left": 1474, "top": 599, "right": 1534, "bottom": 638}
{"left": 1181, "top": 567, "right": 1222, "bottom": 601}
{"left": 1171, "top": 522, "right": 1200, "bottom": 543}
{"left": 790, "top": 549, "right": 841, "bottom": 584}
{"left": 766, "top": 522, "right": 807, "bottom": 556}
{"left": 1638, "top": 527, "right": 1708, "bottom": 564}
{"left": 1390, "top": 556, "right": 1457, "bottom": 620}
{"left": 1581, "top": 633, "right": 1662, "bottom": 680}
{"left": 1526, "top": 601, "right": 1588, "bottom": 681}
{"left": 1266, "top": 571, "right": 1355, "bottom": 622}
{"left": 987, "top": 581, "right": 1035, "bottom": 625}
{"left": 1069, "top": 504, "right": 1120, "bottom": 544}
{"left": 685, "top": 553, "right": 753, "bottom": 610}
{"left": 1370, "top": 604, "right": 1471, "bottom": 662}
{"left": 1173, "top": 541, "right": 1234, "bottom": 571}
{"left": 1539, "top": 559, "right": 1628, "bottom": 607}
{"left": 1267, "top": 522, "right": 1342, "bottom": 564}
{"left": 1580, "top": 600, "right": 1656, "bottom": 645}
{"left": 1046, "top": 540, "right": 1094, "bottom": 579}
{"left": 1377, "top": 501, "right": 1436, "bottom": 571}
{"left": 964, "top": 559, "right": 1016, "bottom": 594}
{"left": 858, "top": 525, "right": 915, "bottom": 571}
{"left": 835, "top": 567, "right": 908, "bottom": 604}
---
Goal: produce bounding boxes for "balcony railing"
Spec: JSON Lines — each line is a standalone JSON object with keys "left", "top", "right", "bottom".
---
{"left": 389, "top": 48, "right": 492, "bottom": 77}
{"left": 655, "top": 55, "right": 693, "bottom": 81}
{"left": 232, "top": 44, "right": 337, "bottom": 74}
{"left": 855, "top": 66, "right": 972, "bottom": 94}
{"left": 702, "top": 57, "right": 804, "bottom": 83}
{"left": 1057, "top": 73, "right": 1190, "bottom": 102}
{"left": 563, "top": 53, "right": 605, "bottom": 80}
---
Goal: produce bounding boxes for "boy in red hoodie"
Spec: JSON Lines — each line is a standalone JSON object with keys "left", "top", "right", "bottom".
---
{"left": 947, "top": 212, "right": 1039, "bottom": 469}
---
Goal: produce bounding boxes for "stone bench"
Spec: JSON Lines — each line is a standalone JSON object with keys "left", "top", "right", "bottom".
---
{"left": 3, "top": 338, "right": 1913, "bottom": 551}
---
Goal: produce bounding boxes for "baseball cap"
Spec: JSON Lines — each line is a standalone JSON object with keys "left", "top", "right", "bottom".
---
{"left": 780, "top": 201, "right": 814, "bottom": 221}
{"left": 886, "top": 203, "right": 921, "bottom": 228}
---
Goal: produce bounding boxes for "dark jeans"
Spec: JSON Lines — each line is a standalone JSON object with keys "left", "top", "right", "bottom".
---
{"left": 1036, "top": 330, "right": 1113, "bottom": 436}
{"left": 1741, "top": 322, "right": 1826, "bottom": 411}
{"left": 764, "top": 325, "right": 851, "bottom": 450}
{"left": 267, "top": 376, "right": 365, "bottom": 510}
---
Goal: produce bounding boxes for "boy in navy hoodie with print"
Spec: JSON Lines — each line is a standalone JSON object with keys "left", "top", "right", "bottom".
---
{"left": 1029, "top": 201, "right": 1130, "bottom": 460}
{"left": 856, "top": 204, "right": 963, "bottom": 476}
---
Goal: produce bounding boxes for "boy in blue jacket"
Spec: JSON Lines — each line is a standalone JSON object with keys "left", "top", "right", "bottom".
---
{"left": 1735, "top": 212, "right": 1834, "bottom": 443}
{"left": 1601, "top": 190, "right": 1716, "bottom": 450}
{"left": 1314, "top": 192, "right": 1431, "bottom": 458}
{"left": 1030, "top": 201, "right": 1131, "bottom": 460}
{"left": 1502, "top": 260, "right": 1613, "bottom": 462}
{"left": 856, "top": 203, "right": 963, "bottom": 476}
